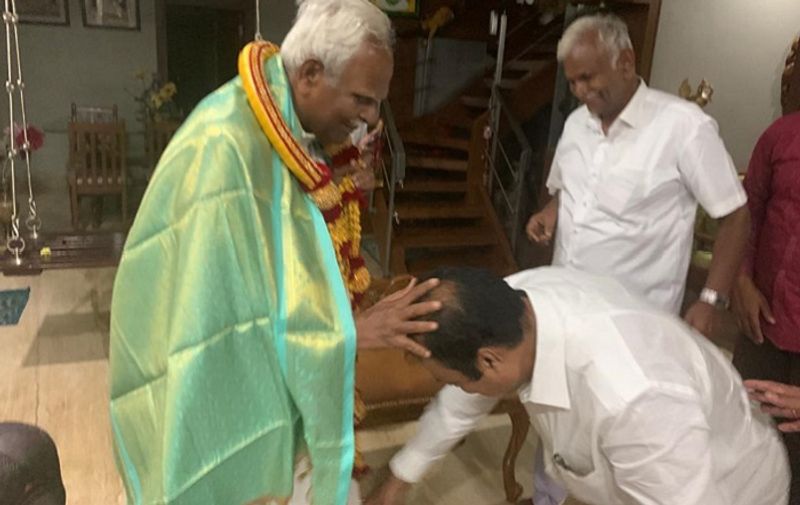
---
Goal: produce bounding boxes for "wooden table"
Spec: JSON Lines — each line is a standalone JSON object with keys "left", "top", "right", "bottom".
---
{"left": 2, "top": 231, "right": 125, "bottom": 276}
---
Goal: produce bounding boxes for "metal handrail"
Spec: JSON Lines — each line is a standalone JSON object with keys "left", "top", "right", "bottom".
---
{"left": 485, "top": 6, "right": 559, "bottom": 257}
{"left": 485, "top": 89, "right": 533, "bottom": 254}
{"left": 376, "top": 102, "right": 405, "bottom": 276}
{"left": 506, "top": 21, "right": 563, "bottom": 67}
{"left": 495, "top": 92, "right": 530, "bottom": 152}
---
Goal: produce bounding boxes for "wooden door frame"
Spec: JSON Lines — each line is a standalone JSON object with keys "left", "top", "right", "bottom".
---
{"left": 619, "top": 0, "right": 662, "bottom": 81}
{"left": 155, "top": 0, "right": 256, "bottom": 79}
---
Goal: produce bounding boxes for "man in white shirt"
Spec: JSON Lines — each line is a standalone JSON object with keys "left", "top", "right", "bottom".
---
{"left": 525, "top": 15, "right": 750, "bottom": 337}
{"left": 366, "top": 267, "right": 789, "bottom": 505}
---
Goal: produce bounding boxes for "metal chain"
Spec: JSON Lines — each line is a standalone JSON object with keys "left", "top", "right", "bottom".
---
{"left": 3, "top": 0, "right": 23, "bottom": 263}
{"left": 254, "top": 0, "right": 262, "bottom": 41}
{"left": 10, "top": 0, "right": 40, "bottom": 238}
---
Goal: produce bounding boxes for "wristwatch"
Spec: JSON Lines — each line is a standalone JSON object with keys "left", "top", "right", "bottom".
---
{"left": 699, "top": 287, "right": 730, "bottom": 310}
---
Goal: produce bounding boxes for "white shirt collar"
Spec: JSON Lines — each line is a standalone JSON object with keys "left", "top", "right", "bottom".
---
{"left": 585, "top": 78, "right": 647, "bottom": 133}
{"left": 517, "top": 290, "right": 571, "bottom": 411}
{"left": 616, "top": 79, "right": 648, "bottom": 128}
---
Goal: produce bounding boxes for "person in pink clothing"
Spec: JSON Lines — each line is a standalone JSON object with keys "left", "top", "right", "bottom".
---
{"left": 734, "top": 109, "right": 800, "bottom": 504}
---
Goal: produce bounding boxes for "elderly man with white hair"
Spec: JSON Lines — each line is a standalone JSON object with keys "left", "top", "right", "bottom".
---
{"left": 527, "top": 14, "right": 749, "bottom": 338}
{"left": 108, "top": 1, "right": 440, "bottom": 504}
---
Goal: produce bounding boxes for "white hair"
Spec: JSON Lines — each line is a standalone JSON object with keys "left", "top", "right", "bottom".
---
{"left": 282, "top": 0, "right": 394, "bottom": 81}
{"left": 557, "top": 14, "right": 633, "bottom": 66}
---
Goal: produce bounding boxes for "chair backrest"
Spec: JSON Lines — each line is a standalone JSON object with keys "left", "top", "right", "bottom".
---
{"left": 145, "top": 120, "right": 180, "bottom": 170}
{"left": 67, "top": 120, "right": 127, "bottom": 186}
{"left": 70, "top": 103, "right": 118, "bottom": 123}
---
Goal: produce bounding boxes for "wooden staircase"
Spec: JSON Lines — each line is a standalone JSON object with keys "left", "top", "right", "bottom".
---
{"left": 374, "top": 7, "right": 562, "bottom": 278}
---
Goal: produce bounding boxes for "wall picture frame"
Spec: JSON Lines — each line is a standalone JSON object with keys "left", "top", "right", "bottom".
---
{"left": 81, "top": 0, "right": 140, "bottom": 30}
{"left": 369, "top": 0, "right": 419, "bottom": 17}
{"left": 17, "top": 0, "right": 70, "bottom": 26}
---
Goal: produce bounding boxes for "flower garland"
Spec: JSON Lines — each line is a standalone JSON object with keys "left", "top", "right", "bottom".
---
{"left": 238, "top": 40, "right": 370, "bottom": 305}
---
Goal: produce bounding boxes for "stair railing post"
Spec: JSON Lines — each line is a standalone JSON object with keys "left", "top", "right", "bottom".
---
{"left": 512, "top": 147, "right": 532, "bottom": 254}
{"left": 488, "top": 10, "right": 507, "bottom": 196}
{"left": 417, "top": 35, "right": 436, "bottom": 116}
{"left": 381, "top": 102, "right": 405, "bottom": 277}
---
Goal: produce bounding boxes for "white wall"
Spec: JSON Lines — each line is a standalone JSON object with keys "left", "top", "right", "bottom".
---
{"left": 649, "top": 0, "right": 800, "bottom": 170}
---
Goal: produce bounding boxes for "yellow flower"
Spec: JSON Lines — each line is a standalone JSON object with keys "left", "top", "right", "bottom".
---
{"left": 163, "top": 82, "right": 177, "bottom": 96}
{"left": 149, "top": 93, "right": 163, "bottom": 110}
{"left": 158, "top": 83, "right": 177, "bottom": 103}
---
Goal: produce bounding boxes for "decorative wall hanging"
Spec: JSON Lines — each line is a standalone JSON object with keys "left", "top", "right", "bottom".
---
{"left": 81, "top": 0, "right": 140, "bottom": 30}
{"left": 17, "top": 0, "right": 69, "bottom": 26}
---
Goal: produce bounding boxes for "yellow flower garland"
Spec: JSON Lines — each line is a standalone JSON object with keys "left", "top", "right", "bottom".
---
{"left": 238, "top": 40, "right": 370, "bottom": 303}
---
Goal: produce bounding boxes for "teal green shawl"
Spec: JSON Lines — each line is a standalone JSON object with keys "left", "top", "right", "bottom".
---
{"left": 109, "top": 54, "right": 356, "bottom": 504}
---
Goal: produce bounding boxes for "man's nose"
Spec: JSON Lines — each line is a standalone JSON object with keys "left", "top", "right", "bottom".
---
{"left": 360, "top": 103, "right": 380, "bottom": 126}
{"left": 571, "top": 81, "right": 587, "bottom": 100}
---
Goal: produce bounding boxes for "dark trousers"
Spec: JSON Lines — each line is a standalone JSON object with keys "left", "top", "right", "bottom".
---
{"left": 0, "top": 423, "right": 66, "bottom": 505}
{"left": 734, "top": 335, "right": 800, "bottom": 505}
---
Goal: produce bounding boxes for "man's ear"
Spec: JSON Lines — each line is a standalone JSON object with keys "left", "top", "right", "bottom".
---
{"left": 295, "top": 59, "right": 326, "bottom": 91}
{"left": 617, "top": 48, "right": 636, "bottom": 78}
{"left": 476, "top": 347, "right": 504, "bottom": 374}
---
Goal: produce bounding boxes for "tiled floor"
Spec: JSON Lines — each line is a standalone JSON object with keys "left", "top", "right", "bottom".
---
{"left": 1, "top": 268, "right": 124, "bottom": 504}
{"left": 359, "top": 415, "right": 538, "bottom": 505}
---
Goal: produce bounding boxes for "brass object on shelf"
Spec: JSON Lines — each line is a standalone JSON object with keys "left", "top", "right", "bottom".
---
{"left": 679, "top": 78, "right": 714, "bottom": 108}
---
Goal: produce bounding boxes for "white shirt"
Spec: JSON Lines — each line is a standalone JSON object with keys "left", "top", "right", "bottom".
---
{"left": 391, "top": 268, "right": 789, "bottom": 505}
{"left": 547, "top": 82, "right": 747, "bottom": 313}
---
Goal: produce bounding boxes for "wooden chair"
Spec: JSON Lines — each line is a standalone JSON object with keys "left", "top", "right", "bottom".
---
{"left": 145, "top": 120, "right": 180, "bottom": 178}
{"left": 66, "top": 112, "right": 128, "bottom": 229}
{"left": 71, "top": 103, "right": 118, "bottom": 123}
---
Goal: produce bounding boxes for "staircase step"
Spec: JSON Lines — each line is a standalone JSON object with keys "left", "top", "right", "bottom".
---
{"left": 401, "top": 129, "right": 471, "bottom": 152}
{"left": 407, "top": 156, "right": 468, "bottom": 172}
{"left": 503, "top": 60, "right": 542, "bottom": 72}
{"left": 395, "top": 202, "right": 484, "bottom": 221}
{"left": 460, "top": 95, "right": 490, "bottom": 109}
{"left": 483, "top": 77, "right": 522, "bottom": 90}
{"left": 396, "top": 227, "right": 497, "bottom": 249}
{"left": 404, "top": 247, "right": 510, "bottom": 276}
{"left": 400, "top": 180, "right": 468, "bottom": 193}
{"left": 485, "top": 67, "right": 530, "bottom": 81}
{"left": 505, "top": 59, "right": 548, "bottom": 72}
{"left": 401, "top": 168, "right": 466, "bottom": 183}
{"left": 514, "top": 43, "right": 558, "bottom": 61}
{"left": 436, "top": 106, "right": 484, "bottom": 129}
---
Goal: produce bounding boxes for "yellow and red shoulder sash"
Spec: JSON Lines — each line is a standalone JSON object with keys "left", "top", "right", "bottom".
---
{"left": 238, "top": 40, "right": 370, "bottom": 305}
